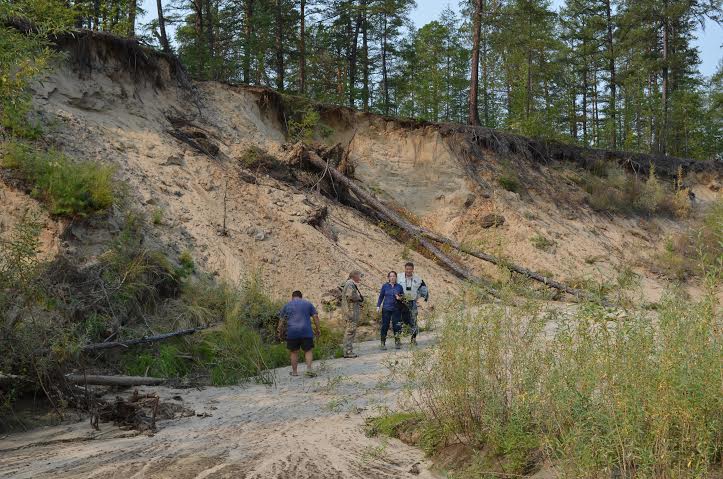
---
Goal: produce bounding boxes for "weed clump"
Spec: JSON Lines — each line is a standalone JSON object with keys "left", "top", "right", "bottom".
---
{"left": 1, "top": 141, "right": 116, "bottom": 217}
{"left": 395, "top": 286, "right": 722, "bottom": 477}
{"left": 577, "top": 163, "right": 692, "bottom": 218}
{"left": 652, "top": 199, "right": 722, "bottom": 281}
{"left": 529, "top": 233, "right": 556, "bottom": 252}
{"left": 498, "top": 175, "right": 519, "bottom": 193}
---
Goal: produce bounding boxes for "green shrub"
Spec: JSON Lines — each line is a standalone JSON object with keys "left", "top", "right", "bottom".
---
{"left": 239, "top": 145, "right": 275, "bottom": 168}
{"left": 498, "top": 175, "right": 520, "bottom": 193}
{"left": 122, "top": 344, "right": 191, "bottom": 378}
{"left": 635, "top": 164, "right": 666, "bottom": 213}
{"left": 529, "top": 233, "right": 556, "bottom": 252}
{"left": 401, "top": 290, "right": 722, "bottom": 477}
{"left": 151, "top": 208, "right": 164, "bottom": 225}
{"left": 365, "top": 412, "right": 423, "bottom": 438}
{"left": 652, "top": 199, "right": 723, "bottom": 282}
{"left": 1, "top": 141, "right": 116, "bottom": 217}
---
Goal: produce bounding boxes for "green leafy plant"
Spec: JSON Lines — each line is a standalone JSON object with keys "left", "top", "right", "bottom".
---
{"left": 498, "top": 175, "right": 520, "bottom": 192}
{"left": 395, "top": 286, "right": 722, "bottom": 477}
{"left": 1, "top": 141, "right": 116, "bottom": 217}
{"left": 529, "top": 233, "right": 556, "bottom": 252}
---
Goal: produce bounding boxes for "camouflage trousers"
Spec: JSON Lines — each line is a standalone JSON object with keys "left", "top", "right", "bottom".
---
{"left": 343, "top": 313, "right": 359, "bottom": 355}
{"left": 400, "top": 301, "right": 418, "bottom": 338}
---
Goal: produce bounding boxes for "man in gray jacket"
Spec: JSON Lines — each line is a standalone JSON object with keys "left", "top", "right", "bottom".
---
{"left": 341, "top": 270, "right": 363, "bottom": 358}
{"left": 397, "top": 262, "right": 428, "bottom": 346}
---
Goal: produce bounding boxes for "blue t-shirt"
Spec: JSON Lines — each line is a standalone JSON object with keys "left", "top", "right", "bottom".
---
{"left": 377, "top": 283, "right": 404, "bottom": 311}
{"left": 279, "top": 299, "right": 318, "bottom": 339}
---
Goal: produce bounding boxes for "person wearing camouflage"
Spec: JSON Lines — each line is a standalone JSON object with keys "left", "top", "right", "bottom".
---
{"left": 341, "top": 270, "right": 363, "bottom": 358}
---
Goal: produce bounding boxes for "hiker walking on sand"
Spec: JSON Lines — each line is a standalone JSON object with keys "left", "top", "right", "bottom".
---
{"left": 397, "top": 262, "right": 429, "bottom": 346}
{"left": 341, "top": 270, "right": 364, "bottom": 358}
{"left": 376, "top": 271, "right": 404, "bottom": 350}
{"left": 278, "top": 290, "right": 321, "bottom": 377}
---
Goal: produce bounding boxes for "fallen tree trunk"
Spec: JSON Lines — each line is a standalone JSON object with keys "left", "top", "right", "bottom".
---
{"left": 81, "top": 327, "right": 206, "bottom": 352}
{"left": 294, "top": 143, "right": 605, "bottom": 304}
{"left": 413, "top": 228, "right": 595, "bottom": 301}
{"left": 65, "top": 374, "right": 167, "bottom": 386}
{"left": 293, "top": 144, "right": 498, "bottom": 296}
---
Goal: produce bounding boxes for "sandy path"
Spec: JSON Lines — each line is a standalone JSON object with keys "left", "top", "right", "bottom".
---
{"left": 0, "top": 337, "right": 437, "bottom": 479}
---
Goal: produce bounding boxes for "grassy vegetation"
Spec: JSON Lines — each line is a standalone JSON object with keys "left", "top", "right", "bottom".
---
{"left": 652, "top": 199, "right": 723, "bottom": 282}
{"left": 498, "top": 175, "right": 520, "bottom": 193}
{"left": 0, "top": 209, "right": 342, "bottom": 420}
{"left": 280, "top": 94, "right": 334, "bottom": 142}
{"left": 381, "top": 277, "right": 721, "bottom": 478}
{"left": 1, "top": 141, "right": 116, "bottom": 217}
{"left": 573, "top": 163, "right": 692, "bottom": 218}
{"left": 239, "top": 145, "right": 276, "bottom": 168}
{"left": 529, "top": 233, "right": 556, "bottom": 252}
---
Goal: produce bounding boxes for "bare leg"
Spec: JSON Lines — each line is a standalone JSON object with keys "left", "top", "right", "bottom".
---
{"left": 304, "top": 350, "right": 313, "bottom": 371}
{"left": 290, "top": 350, "right": 299, "bottom": 375}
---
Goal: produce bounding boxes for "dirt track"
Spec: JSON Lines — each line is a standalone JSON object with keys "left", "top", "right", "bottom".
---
{"left": 0, "top": 337, "right": 436, "bottom": 479}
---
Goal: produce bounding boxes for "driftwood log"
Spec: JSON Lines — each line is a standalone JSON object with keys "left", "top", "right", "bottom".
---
{"left": 293, "top": 142, "right": 605, "bottom": 304}
{"left": 66, "top": 374, "right": 167, "bottom": 386}
{"left": 81, "top": 327, "right": 206, "bottom": 352}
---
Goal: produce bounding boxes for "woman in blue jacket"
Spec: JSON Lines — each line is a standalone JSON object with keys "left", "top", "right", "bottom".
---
{"left": 376, "top": 271, "right": 404, "bottom": 350}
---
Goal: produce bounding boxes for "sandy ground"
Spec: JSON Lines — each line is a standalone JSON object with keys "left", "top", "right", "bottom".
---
{"left": 0, "top": 337, "right": 438, "bottom": 479}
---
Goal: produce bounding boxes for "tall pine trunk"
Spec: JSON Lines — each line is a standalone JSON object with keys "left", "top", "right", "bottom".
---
{"left": 381, "top": 12, "right": 389, "bottom": 115}
{"left": 582, "top": 63, "right": 588, "bottom": 144}
{"left": 128, "top": 0, "right": 137, "bottom": 36}
{"left": 604, "top": 0, "right": 616, "bottom": 148}
{"left": 243, "top": 0, "right": 254, "bottom": 84}
{"left": 481, "top": 2, "right": 490, "bottom": 126}
{"left": 468, "top": 0, "right": 482, "bottom": 125}
{"left": 361, "top": 0, "right": 369, "bottom": 112}
{"left": 157, "top": 0, "right": 170, "bottom": 53}
{"left": 348, "top": 10, "right": 362, "bottom": 108}
{"left": 93, "top": 0, "right": 100, "bottom": 30}
{"left": 299, "top": 0, "right": 306, "bottom": 93}
{"left": 275, "top": 0, "right": 284, "bottom": 91}
{"left": 192, "top": 0, "right": 205, "bottom": 73}
{"left": 205, "top": 0, "right": 216, "bottom": 79}
{"left": 660, "top": 10, "right": 669, "bottom": 154}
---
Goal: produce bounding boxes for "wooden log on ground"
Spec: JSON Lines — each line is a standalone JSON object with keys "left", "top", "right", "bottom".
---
{"left": 413, "top": 227, "right": 596, "bottom": 301}
{"left": 81, "top": 327, "right": 206, "bottom": 352}
{"left": 65, "top": 374, "right": 167, "bottom": 386}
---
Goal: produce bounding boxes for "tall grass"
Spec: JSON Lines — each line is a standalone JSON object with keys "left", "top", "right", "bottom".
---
{"left": 400, "top": 290, "right": 722, "bottom": 477}
{"left": 1, "top": 141, "right": 115, "bottom": 216}
{"left": 575, "top": 163, "right": 692, "bottom": 218}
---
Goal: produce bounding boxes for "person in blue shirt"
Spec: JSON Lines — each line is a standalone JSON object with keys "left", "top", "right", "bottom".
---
{"left": 376, "top": 271, "right": 404, "bottom": 350}
{"left": 278, "top": 290, "right": 321, "bottom": 377}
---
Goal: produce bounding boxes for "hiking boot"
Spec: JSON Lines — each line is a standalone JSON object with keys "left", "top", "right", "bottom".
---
{"left": 394, "top": 336, "right": 401, "bottom": 349}
{"left": 380, "top": 340, "right": 387, "bottom": 351}
{"left": 344, "top": 352, "right": 359, "bottom": 358}
{"left": 410, "top": 337, "right": 418, "bottom": 347}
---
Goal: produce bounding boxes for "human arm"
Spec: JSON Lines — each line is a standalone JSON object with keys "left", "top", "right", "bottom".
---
{"left": 346, "top": 282, "right": 362, "bottom": 303}
{"left": 277, "top": 306, "right": 287, "bottom": 339}
{"left": 394, "top": 283, "right": 404, "bottom": 301}
{"left": 312, "top": 314, "right": 321, "bottom": 337}
{"left": 418, "top": 280, "right": 429, "bottom": 302}
{"left": 377, "top": 284, "right": 385, "bottom": 311}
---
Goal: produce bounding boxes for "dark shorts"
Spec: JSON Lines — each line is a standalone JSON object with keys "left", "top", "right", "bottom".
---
{"left": 286, "top": 337, "right": 314, "bottom": 352}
